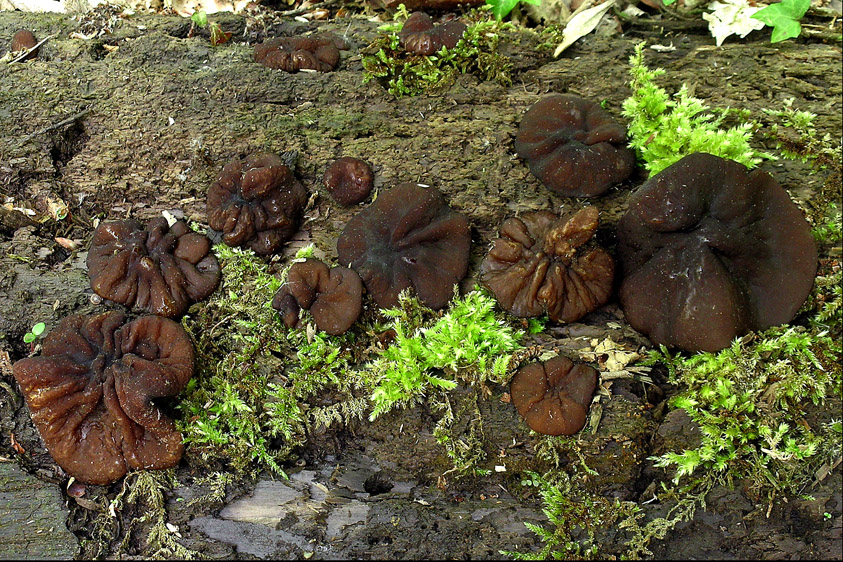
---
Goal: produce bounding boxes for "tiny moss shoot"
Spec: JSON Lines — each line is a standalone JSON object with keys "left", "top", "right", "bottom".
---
{"left": 362, "top": 8, "right": 513, "bottom": 98}
{"left": 623, "top": 42, "right": 773, "bottom": 175}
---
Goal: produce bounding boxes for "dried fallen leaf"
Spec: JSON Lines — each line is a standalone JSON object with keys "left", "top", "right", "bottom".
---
{"left": 554, "top": 0, "right": 616, "bottom": 57}
{"left": 10, "top": 432, "right": 25, "bottom": 455}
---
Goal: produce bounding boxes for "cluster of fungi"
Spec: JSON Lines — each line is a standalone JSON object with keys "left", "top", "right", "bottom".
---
{"left": 10, "top": 13, "right": 819, "bottom": 486}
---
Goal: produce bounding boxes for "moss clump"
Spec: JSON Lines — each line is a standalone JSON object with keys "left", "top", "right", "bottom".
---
{"left": 178, "top": 244, "right": 372, "bottom": 476}
{"left": 362, "top": 8, "right": 513, "bottom": 98}
{"left": 622, "top": 42, "right": 773, "bottom": 174}
{"left": 83, "top": 470, "right": 198, "bottom": 560}
{"left": 368, "top": 289, "right": 524, "bottom": 419}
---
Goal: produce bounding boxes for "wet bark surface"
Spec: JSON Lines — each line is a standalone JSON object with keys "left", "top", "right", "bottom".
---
{"left": 0, "top": 6, "right": 841, "bottom": 560}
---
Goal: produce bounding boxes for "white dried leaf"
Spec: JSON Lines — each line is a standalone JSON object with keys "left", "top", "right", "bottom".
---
{"left": 702, "top": 0, "right": 765, "bottom": 47}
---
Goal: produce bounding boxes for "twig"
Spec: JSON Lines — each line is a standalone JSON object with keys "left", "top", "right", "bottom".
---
{"left": 16, "top": 108, "right": 92, "bottom": 147}
{"left": 9, "top": 33, "right": 57, "bottom": 65}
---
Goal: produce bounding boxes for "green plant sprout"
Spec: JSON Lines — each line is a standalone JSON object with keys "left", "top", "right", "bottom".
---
{"left": 23, "top": 321, "right": 45, "bottom": 344}
{"left": 362, "top": 9, "right": 513, "bottom": 97}
{"left": 623, "top": 42, "right": 773, "bottom": 175}
{"left": 751, "top": 0, "right": 811, "bottom": 43}
{"left": 189, "top": 10, "right": 231, "bottom": 46}
{"left": 486, "top": 0, "right": 541, "bottom": 21}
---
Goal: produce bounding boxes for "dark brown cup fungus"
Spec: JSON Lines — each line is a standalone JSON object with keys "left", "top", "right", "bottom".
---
{"left": 336, "top": 183, "right": 470, "bottom": 310}
{"left": 254, "top": 35, "right": 342, "bottom": 72}
{"left": 617, "top": 152, "right": 818, "bottom": 353}
{"left": 481, "top": 207, "right": 614, "bottom": 324}
{"left": 272, "top": 258, "right": 363, "bottom": 335}
{"left": 12, "top": 312, "right": 195, "bottom": 485}
{"left": 87, "top": 218, "right": 221, "bottom": 318}
{"left": 510, "top": 355, "right": 597, "bottom": 436}
{"left": 514, "top": 94, "right": 635, "bottom": 198}
{"left": 324, "top": 157, "right": 374, "bottom": 206}
{"left": 11, "top": 29, "right": 38, "bottom": 60}
{"left": 207, "top": 152, "right": 308, "bottom": 255}
{"left": 398, "top": 12, "right": 467, "bottom": 55}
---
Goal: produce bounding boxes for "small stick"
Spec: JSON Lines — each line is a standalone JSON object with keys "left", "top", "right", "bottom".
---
{"left": 16, "top": 108, "right": 92, "bottom": 147}
{"left": 8, "top": 33, "right": 56, "bottom": 65}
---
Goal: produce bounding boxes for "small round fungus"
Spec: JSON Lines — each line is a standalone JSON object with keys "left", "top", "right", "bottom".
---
{"left": 336, "top": 183, "right": 470, "bottom": 310}
{"left": 11, "top": 29, "right": 38, "bottom": 60}
{"left": 398, "top": 12, "right": 467, "bottom": 56}
{"left": 207, "top": 152, "right": 308, "bottom": 255}
{"left": 87, "top": 218, "right": 221, "bottom": 318}
{"left": 12, "top": 312, "right": 195, "bottom": 485}
{"left": 510, "top": 355, "right": 597, "bottom": 436}
{"left": 271, "top": 258, "right": 363, "bottom": 335}
{"left": 254, "top": 35, "right": 343, "bottom": 72}
{"left": 481, "top": 207, "right": 614, "bottom": 323}
{"left": 323, "top": 157, "right": 374, "bottom": 206}
{"left": 514, "top": 94, "right": 635, "bottom": 198}
{"left": 617, "top": 152, "right": 818, "bottom": 353}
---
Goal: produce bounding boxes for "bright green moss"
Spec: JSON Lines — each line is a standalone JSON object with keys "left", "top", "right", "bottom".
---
{"left": 622, "top": 42, "right": 773, "bottom": 174}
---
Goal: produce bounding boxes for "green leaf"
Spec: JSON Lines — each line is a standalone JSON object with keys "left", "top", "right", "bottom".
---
{"left": 191, "top": 10, "right": 208, "bottom": 27}
{"left": 751, "top": 0, "right": 810, "bottom": 43}
{"left": 486, "top": 0, "right": 540, "bottom": 21}
{"left": 23, "top": 332, "right": 36, "bottom": 343}
{"left": 32, "top": 322, "right": 46, "bottom": 336}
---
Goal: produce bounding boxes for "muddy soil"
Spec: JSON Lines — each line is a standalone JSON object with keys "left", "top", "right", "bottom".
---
{"left": 0, "top": 5, "right": 841, "bottom": 560}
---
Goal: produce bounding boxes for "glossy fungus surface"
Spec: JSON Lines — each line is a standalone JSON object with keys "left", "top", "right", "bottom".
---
{"left": 398, "top": 12, "right": 467, "bottom": 56}
{"left": 481, "top": 207, "right": 614, "bottom": 323}
{"left": 272, "top": 258, "right": 363, "bottom": 335}
{"left": 254, "top": 35, "right": 342, "bottom": 72}
{"left": 336, "top": 183, "right": 470, "bottom": 310}
{"left": 207, "top": 152, "right": 308, "bottom": 255}
{"left": 323, "top": 157, "right": 374, "bottom": 206}
{"left": 88, "top": 218, "right": 220, "bottom": 318}
{"left": 12, "top": 312, "right": 195, "bottom": 485}
{"left": 11, "top": 29, "right": 38, "bottom": 60}
{"left": 617, "top": 152, "right": 818, "bottom": 353}
{"left": 514, "top": 94, "right": 635, "bottom": 198}
{"left": 510, "top": 355, "right": 597, "bottom": 436}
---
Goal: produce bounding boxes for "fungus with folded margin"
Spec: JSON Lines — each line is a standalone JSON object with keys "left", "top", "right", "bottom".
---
{"left": 398, "top": 12, "right": 467, "bottom": 56}
{"left": 12, "top": 311, "right": 195, "bottom": 485}
{"left": 514, "top": 94, "right": 635, "bottom": 198}
{"left": 207, "top": 152, "right": 308, "bottom": 255}
{"left": 272, "top": 258, "right": 364, "bottom": 335}
{"left": 254, "top": 35, "right": 344, "bottom": 72}
{"left": 336, "top": 183, "right": 470, "bottom": 310}
{"left": 510, "top": 355, "right": 597, "bottom": 436}
{"left": 323, "top": 157, "right": 374, "bottom": 206}
{"left": 87, "top": 217, "right": 221, "bottom": 318}
{"left": 481, "top": 206, "right": 614, "bottom": 324}
{"left": 617, "top": 152, "right": 818, "bottom": 353}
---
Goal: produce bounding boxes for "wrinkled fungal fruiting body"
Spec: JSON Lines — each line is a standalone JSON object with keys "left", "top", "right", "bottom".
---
{"left": 272, "top": 258, "right": 363, "bottom": 335}
{"left": 481, "top": 207, "right": 614, "bottom": 323}
{"left": 337, "top": 183, "right": 470, "bottom": 310}
{"left": 510, "top": 355, "right": 597, "bottom": 436}
{"left": 617, "top": 152, "right": 817, "bottom": 353}
{"left": 514, "top": 94, "right": 635, "bottom": 197}
{"left": 398, "top": 12, "right": 467, "bottom": 56}
{"left": 254, "top": 35, "right": 342, "bottom": 72}
{"left": 12, "top": 312, "right": 195, "bottom": 485}
{"left": 207, "top": 152, "right": 308, "bottom": 255}
{"left": 87, "top": 218, "right": 220, "bottom": 318}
